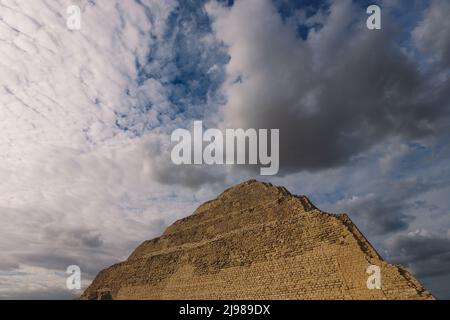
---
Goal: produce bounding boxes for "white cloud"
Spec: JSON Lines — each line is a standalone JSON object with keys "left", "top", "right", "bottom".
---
{"left": 0, "top": 0, "right": 217, "bottom": 297}
{"left": 0, "top": 265, "right": 82, "bottom": 300}
{"left": 413, "top": 0, "right": 450, "bottom": 67}
{"left": 378, "top": 142, "right": 410, "bottom": 173}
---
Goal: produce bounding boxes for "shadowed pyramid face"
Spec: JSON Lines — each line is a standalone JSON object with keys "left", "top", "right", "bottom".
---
{"left": 81, "top": 181, "right": 434, "bottom": 300}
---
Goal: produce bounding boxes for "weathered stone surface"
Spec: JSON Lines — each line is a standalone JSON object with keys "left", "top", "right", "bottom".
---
{"left": 81, "top": 180, "right": 434, "bottom": 300}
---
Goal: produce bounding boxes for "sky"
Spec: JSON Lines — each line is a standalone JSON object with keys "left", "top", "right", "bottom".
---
{"left": 0, "top": 0, "right": 449, "bottom": 299}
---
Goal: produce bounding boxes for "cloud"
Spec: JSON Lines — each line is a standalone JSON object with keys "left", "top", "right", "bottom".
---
{"left": 329, "top": 141, "right": 450, "bottom": 236}
{"left": 335, "top": 193, "right": 412, "bottom": 235}
{"left": 386, "top": 229, "right": 450, "bottom": 278}
{"left": 384, "top": 228, "right": 450, "bottom": 298}
{"left": 413, "top": 0, "right": 450, "bottom": 68}
{"left": 378, "top": 142, "right": 410, "bottom": 173}
{"left": 207, "top": 0, "right": 450, "bottom": 174}
{"left": 0, "top": 265, "right": 85, "bottom": 300}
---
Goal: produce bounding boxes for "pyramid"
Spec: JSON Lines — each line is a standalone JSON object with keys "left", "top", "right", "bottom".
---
{"left": 81, "top": 180, "right": 434, "bottom": 300}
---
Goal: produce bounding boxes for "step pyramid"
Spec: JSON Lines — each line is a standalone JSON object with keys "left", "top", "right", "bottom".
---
{"left": 81, "top": 180, "right": 434, "bottom": 300}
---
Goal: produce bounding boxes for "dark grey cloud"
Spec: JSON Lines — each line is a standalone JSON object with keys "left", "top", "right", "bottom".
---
{"left": 16, "top": 252, "right": 106, "bottom": 277}
{"left": 385, "top": 230, "right": 450, "bottom": 299}
{"left": 333, "top": 152, "right": 450, "bottom": 235}
{"left": 386, "top": 230, "right": 450, "bottom": 278}
{"left": 42, "top": 227, "right": 103, "bottom": 249}
{"left": 81, "top": 234, "right": 103, "bottom": 248}
{"left": 336, "top": 193, "right": 412, "bottom": 236}
{"left": 152, "top": 163, "right": 228, "bottom": 189}
{"left": 134, "top": 132, "right": 229, "bottom": 188}
{"left": 210, "top": 0, "right": 450, "bottom": 175}
{"left": 0, "top": 260, "right": 20, "bottom": 272}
